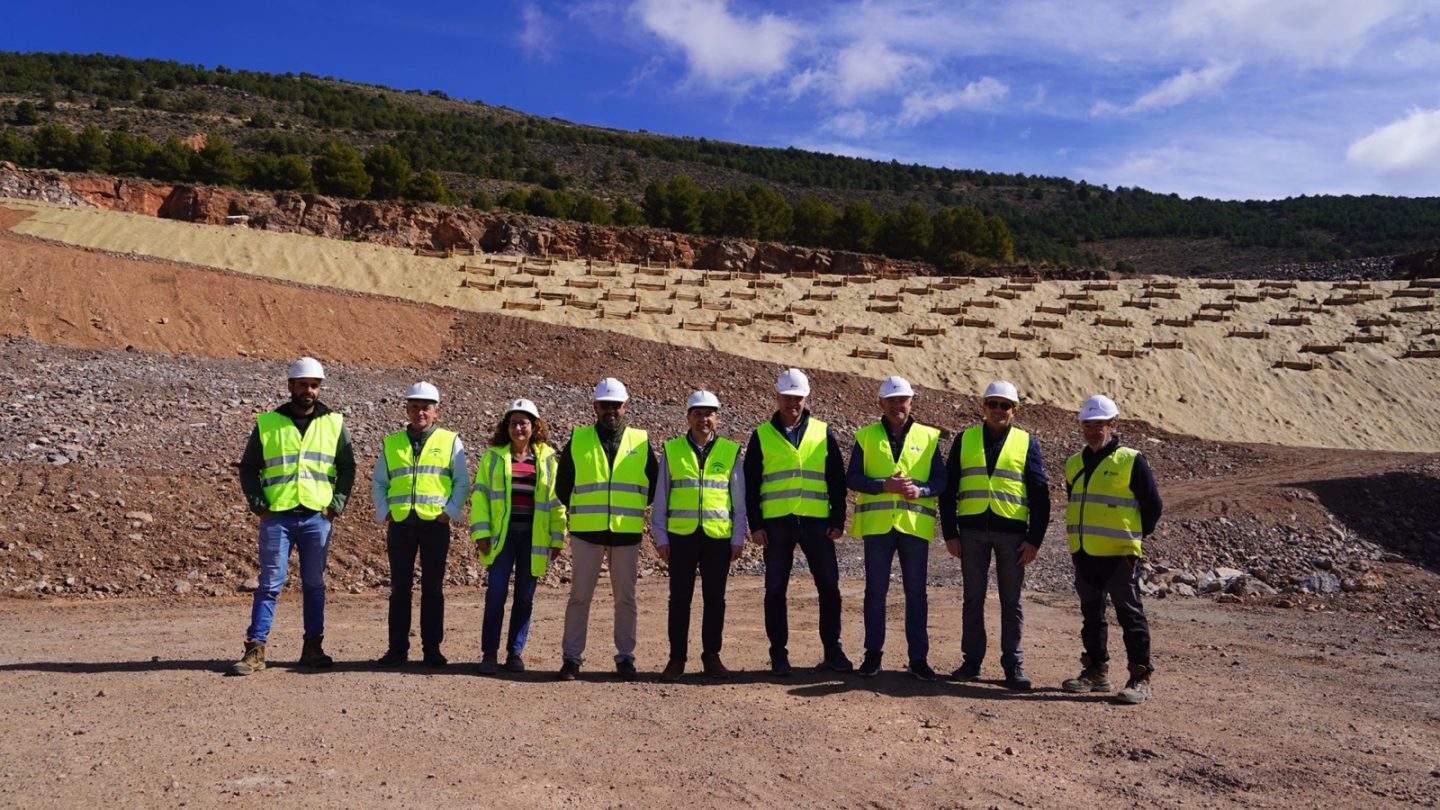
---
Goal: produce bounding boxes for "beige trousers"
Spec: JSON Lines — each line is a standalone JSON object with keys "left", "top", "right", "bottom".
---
{"left": 561, "top": 539, "right": 639, "bottom": 665}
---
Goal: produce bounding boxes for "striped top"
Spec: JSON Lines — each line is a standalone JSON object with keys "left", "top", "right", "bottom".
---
{"left": 509, "top": 451, "right": 536, "bottom": 524}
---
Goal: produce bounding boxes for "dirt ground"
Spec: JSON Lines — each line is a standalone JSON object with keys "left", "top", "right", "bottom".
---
{"left": 2, "top": 201, "right": 1438, "bottom": 807}
{"left": 2, "top": 581, "right": 1438, "bottom": 808}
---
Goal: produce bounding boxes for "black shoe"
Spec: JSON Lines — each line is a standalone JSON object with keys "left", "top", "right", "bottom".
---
{"left": 949, "top": 660, "right": 982, "bottom": 681}
{"left": 1004, "top": 664, "right": 1032, "bottom": 691}
{"left": 557, "top": 660, "right": 580, "bottom": 681}
{"left": 816, "top": 651, "right": 854, "bottom": 674}
{"left": 502, "top": 653, "right": 525, "bottom": 673}
{"left": 857, "top": 651, "right": 883, "bottom": 677}
{"left": 422, "top": 649, "right": 448, "bottom": 668}
{"left": 375, "top": 649, "right": 408, "bottom": 668}
{"left": 770, "top": 654, "right": 793, "bottom": 677}
{"left": 908, "top": 659, "right": 938, "bottom": 682}
{"left": 616, "top": 659, "right": 638, "bottom": 681}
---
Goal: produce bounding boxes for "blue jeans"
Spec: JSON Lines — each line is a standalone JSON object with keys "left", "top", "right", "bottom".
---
{"left": 246, "top": 510, "right": 332, "bottom": 643}
{"left": 481, "top": 524, "right": 537, "bottom": 656}
{"left": 960, "top": 529, "right": 1026, "bottom": 669}
{"left": 862, "top": 530, "right": 930, "bottom": 661}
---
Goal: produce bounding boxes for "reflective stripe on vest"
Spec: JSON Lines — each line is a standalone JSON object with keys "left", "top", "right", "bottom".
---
{"left": 257, "top": 411, "right": 343, "bottom": 511}
{"left": 663, "top": 436, "right": 739, "bottom": 539}
{"left": 383, "top": 428, "right": 457, "bottom": 522}
{"left": 756, "top": 418, "right": 829, "bottom": 520}
{"left": 469, "top": 443, "right": 567, "bottom": 577}
{"left": 1065, "top": 446, "right": 1143, "bottom": 556}
{"left": 567, "top": 426, "right": 650, "bottom": 534}
{"left": 955, "top": 425, "right": 1031, "bottom": 522}
{"left": 853, "top": 421, "right": 940, "bottom": 541}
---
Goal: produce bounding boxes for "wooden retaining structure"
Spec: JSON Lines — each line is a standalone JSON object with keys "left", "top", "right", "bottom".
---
{"left": 850, "top": 347, "right": 892, "bottom": 360}
{"left": 1299, "top": 343, "right": 1346, "bottom": 354}
{"left": 601, "top": 308, "right": 636, "bottom": 320}
{"left": 1401, "top": 346, "right": 1440, "bottom": 358}
{"left": 586, "top": 266, "right": 620, "bottom": 278}
{"left": 1260, "top": 289, "right": 1293, "bottom": 300}
{"left": 705, "top": 271, "right": 735, "bottom": 282}
{"left": 815, "top": 277, "right": 848, "bottom": 288}
{"left": 1421, "top": 326, "right": 1440, "bottom": 336}
{"left": 1227, "top": 293, "right": 1262, "bottom": 303}
{"left": 932, "top": 278, "right": 974, "bottom": 289}
{"left": 932, "top": 304, "right": 967, "bottom": 315}
{"left": 726, "top": 288, "right": 758, "bottom": 300}
{"left": 980, "top": 348, "right": 1020, "bottom": 360}
{"left": 800, "top": 327, "right": 837, "bottom": 340}
{"left": 488, "top": 255, "right": 522, "bottom": 266}
{"left": 1142, "top": 289, "right": 1182, "bottom": 300}
{"left": 1408, "top": 279, "right": 1440, "bottom": 289}
{"left": 1121, "top": 299, "right": 1153, "bottom": 309}
{"left": 1009, "top": 274, "right": 1042, "bottom": 284}
{"left": 883, "top": 336, "right": 924, "bottom": 348}
{"left": 453, "top": 246, "right": 479, "bottom": 257}
{"left": 566, "top": 278, "right": 602, "bottom": 289}
{"left": 909, "top": 326, "right": 947, "bottom": 337}
{"left": 681, "top": 319, "right": 717, "bottom": 332}
{"left": 1041, "top": 349, "right": 1081, "bottom": 360}
{"left": 1226, "top": 329, "right": 1268, "bottom": 339}
{"left": 803, "top": 291, "right": 838, "bottom": 302}
{"left": 866, "top": 303, "right": 902, "bottom": 314}
{"left": 1080, "top": 281, "right": 1116, "bottom": 292}
{"left": 1000, "top": 328, "right": 1037, "bottom": 341}
{"left": 1154, "top": 317, "right": 1192, "bottom": 327}
{"left": 761, "top": 332, "right": 800, "bottom": 344}
{"left": 1035, "top": 304, "right": 1070, "bottom": 315}
{"left": 987, "top": 289, "right": 1021, "bottom": 300}
{"left": 1144, "top": 340, "right": 1184, "bottom": 350}
{"left": 1268, "top": 316, "right": 1311, "bottom": 326}
{"left": 846, "top": 275, "right": 878, "bottom": 285}
{"left": 1324, "top": 296, "right": 1365, "bottom": 306}
{"left": 1391, "top": 288, "right": 1435, "bottom": 298}
{"left": 786, "top": 270, "right": 819, "bottom": 280}
{"left": 1094, "top": 316, "right": 1133, "bottom": 327}
{"left": 1290, "top": 303, "right": 1325, "bottom": 313}
{"left": 736, "top": 271, "right": 764, "bottom": 281}
{"left": 637, "top": 265, "right": 668, "bottom": 277}
{"left": 1059, "top": 292, "right": 1094, "bottom": 301}
{"left": 519, "top": 265, "right": 555, "bottom": 277}
{"left": 1259, "top": 280, "right": 1297, "bottom": 289}
{"left": 565, "top": 298, "right": 598, "bottom": 310}
{"left": 639, "top": 304, "right": 674, "bottom": 315}
{"left": 1191, "top": 312, "right": 1229, "bottom": 322}
{"left": 1356, "top": 316, "right": 1399, "bottom": 328}
{"left": 1332, "top": 281, "right": 1368, "bottom": 290}
{"left": 749, "top": 279, "right": 783, "bottom": 289}
{"left": 1198, "top": 280, "right": 1236, "bottom": 290}
{"left": 538, "top": 291, "right": 571, "bottom": 303}
{"left": 415, "top": 247, "right": 452, "bottom": 258}
{"left": 1273, "top": 358, "right": 1321, "bottom": 370}
{"left": 839, "top": 324, "right": 876, "bottom": 336}
{"left": 634, "top": 280, "right": 667, "bottom": 292}
{"left": 461, "top": 264, "right": 496, "bottom": 276}
{"left": 789, "top": 305, "right": 818, "bottom": 317}
{"left": 718, "top": 314, "right": 753, "bottom": 326}
{"left": 671, "top": 290, "right": 701, "bottom": 303}
{"left": 756, "top": 312, "right": 795, "bottom": 323}
{"left": 674, "top": 276, "right": 708, "bottom": 287}
{"left": 871, "top": 293, "right": 902, "bottom": 303}
{"left": 1393, "top": 303, "right": 1435, "bottom": 313}
{"left": 1146, "top": 280, "right": 1179, "bottom": 289}
{"left": 461, "top": 279, "right": 497, "bottom": 291}
{"left": 965, "top": 299, "right": 1000, "bottom": 309}
{"left": 501, "top": 300, "right": 543, "bottom": 312}
{"left": 956, "top": 316, "right": 995, "bottom": 329}
{"left": 501, "top": 277, "right": 536, "bottom": 289}
{"left": 1023, "top": 317, "right": 1063, "bottom": 329}
{"left": 1200, "top": 302, "right": 1238, "bottom": 312}
{"left": 1344, "top": 334, "right": 1387, "bottom": 344}
{"left": 1001, "top": 282, "right": 1036, "bottom": 293}
{"left": 699, "top": 300, "right": 733, "bottom": 311}
{"left": 1069, "top": 301, "right": 1104, "bottom": 312}
{"left": 901, "top": 286, "right": 934, "bottom": 296}
{"left": 603, "top": 290, "right": 638, "bottom": 302}
{"left": 1099, "top": 345, "right": 1148, "bottom": 359}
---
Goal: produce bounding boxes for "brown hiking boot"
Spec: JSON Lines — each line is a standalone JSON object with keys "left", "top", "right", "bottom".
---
{"left": 701, "top": 653, "right": 732, "bottom": 679}
{"left": 1116, "top": 664, "right": 1153, "bottom": 705}
{"left": 298, "top": 635, "right": 333, "bottom": 668}
{"left": 1061, "top": 655, "right": 1112, "bottom": 693}
{"left": 228, "top": 641, "right": 266, "bottom": 676}
{"left": 659, "top": 658, "right": 685, "bottom": 683}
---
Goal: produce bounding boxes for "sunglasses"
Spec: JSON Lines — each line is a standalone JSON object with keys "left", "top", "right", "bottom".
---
{"left": 984, "top": 400, "right": 1015, "bottom": 411}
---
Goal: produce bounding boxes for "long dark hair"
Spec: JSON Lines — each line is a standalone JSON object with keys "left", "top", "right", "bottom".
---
{"left": 489, "top": 411, "right": 550, "bottom": 450}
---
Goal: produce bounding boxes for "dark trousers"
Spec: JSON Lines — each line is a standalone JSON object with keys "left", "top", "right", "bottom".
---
{"left": 666, "top": 531, "right": 733, "bottom": 661}
{"left": 960, "top": 529, "right": 1027, "bottom": 669}
{"left": 862, "top": 530, "right": 930, "bottom": 660}
{"left": 1072, "top": 551, "right": 1151, "bottom": 669}
{"left": 386, "top": 517, "right": 451, "bottom": 653}
{"left": 481, "top": 523, "right": 538, "bottom": 656}
{"left": 762, "top": 517, "right": 843, "bottom": 659}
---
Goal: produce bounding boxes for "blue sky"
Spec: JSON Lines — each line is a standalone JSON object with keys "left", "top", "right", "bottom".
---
{"left": 4, "top": 0, "right": 1439, "bottom": 200}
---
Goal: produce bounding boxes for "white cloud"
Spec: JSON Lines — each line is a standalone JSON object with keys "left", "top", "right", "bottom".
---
{"left": 1092, "top": 61, "right": 1240, "bottom": 116}
{"left": 1077, "top": 134, "right": 1365, "bottom": 200}
{"left": 517, "top": 3, "right": 553, "bottom": 61}
{"left": 633, "top": 0, "right": 799, "bottom": 88}
{"left": 1347, "top": 108, "right": 1440, "bottom": 176}
{"left": 823, "top": 110, "right": 877, "bottom": 138}
{"left": 1394, "top": 37, "right": 1440, "bottom": 68}
{"left": 830, "top": 39, "right": 928, "bottom": 103}
{"left": 1165, "top": 0, "right": 1410, "bottom": 67}
{"left": 899, "top": 77, "right": 1009, "bottom": 125}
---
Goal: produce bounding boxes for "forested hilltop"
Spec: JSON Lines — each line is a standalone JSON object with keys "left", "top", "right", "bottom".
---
{"left": 2, "top": 51, "right": 1437, "bottom": 275}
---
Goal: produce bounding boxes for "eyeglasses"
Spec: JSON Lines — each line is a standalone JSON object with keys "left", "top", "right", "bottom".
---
{"left": 595, "top": 401, "right": 624, "bottom": 410}
{"left": 508, "top": 420, "right": 532, "bottom": 430}
{"left": 984, "top": 400, "right": 1014, "bottom": 411}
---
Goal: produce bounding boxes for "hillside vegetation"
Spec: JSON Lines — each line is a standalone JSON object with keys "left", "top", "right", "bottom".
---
{"left": 2, "top": 51, "right": 1438, "bottom": 274}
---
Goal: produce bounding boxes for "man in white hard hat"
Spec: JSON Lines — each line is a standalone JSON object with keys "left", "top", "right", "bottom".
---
{"left": 1060, "top": 394, "right": 1164, "bottom": 705}
{"left": 744, "top": 367, "right": 851, "bottom": 676}
{"left": 372, "top": 382, "right": 470, "bottom": 668}
{"left": 653, "top": 390, "right": 747, "bottom": 682}
{"left": 939, "top": 379, "right": 1050, "bottom": 690}
{"left": 230, "top": 357, "right": 357, "bottom": 675}
{"left": 554, "top": 377, "right": 659, "bottom": 681}
{"left": 846, "top": 375, "right": 947, "bottom": 680}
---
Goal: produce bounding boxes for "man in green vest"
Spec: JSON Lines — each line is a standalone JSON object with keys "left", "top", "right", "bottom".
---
{"left": 653, "top": 390, "right": 747, "bottom": 683}
{"left": 230, "top": 357, "right": 356, "bottom": 676}
{"left": 939, "top": 380, "right": 1049, "bottom": 690}
{"left": 372, "top": 382, "right": 470, "bottom": 669}
{"left": 1061, "top": 394, "right": 1164, "bottom": 705}
{"left": 846, "top": 375, "right": 947, "bottom": 680}
{"left": 554, "top": 377, "right": 659, "bottom": 681}
{"left": 744, "top": 368, "right": 851, "bottom": 677}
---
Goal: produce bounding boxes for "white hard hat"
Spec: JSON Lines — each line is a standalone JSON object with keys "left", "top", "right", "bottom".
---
{"left": 405, "top": 381, "right": 440, "bottom": 403}
{"left": 983, "top": 380, "right": 1019, "bottom": 403}
{"left": 1078, "top": 394, "right": 1120, "bottom": 421}
{"left": 593, "top": 377, "right": 630, "bottom": 403}
{"left": 879, "top": 375, "right": 914, "bottom": 398}
{"left": 288, "top": 356, "right": 325, "bottom": 380}
{"left": 775, "top": 368, "right": 811, "bottom": 396}
{"left": 686, "top": 390, "right": 721, "bottom": 410}
{"left": 506, "top": 398, "right": 540, "bottom": 419}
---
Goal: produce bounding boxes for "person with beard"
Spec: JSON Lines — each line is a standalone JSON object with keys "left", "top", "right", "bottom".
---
{"left": 744, "top": 368, "right": 851, "bottom": 677}
{"left": 554, "top": 378, "right": 658, "bottom": 681}
{"left": 372, "top": 382, "right": 470, "bottom": 669}
{"left": 230, "top": 357, "right": 356, "bottom": 676}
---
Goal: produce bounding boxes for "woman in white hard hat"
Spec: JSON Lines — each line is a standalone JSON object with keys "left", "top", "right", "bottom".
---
{"left": 469, "top": 399, "right": 567, "bottom": 675}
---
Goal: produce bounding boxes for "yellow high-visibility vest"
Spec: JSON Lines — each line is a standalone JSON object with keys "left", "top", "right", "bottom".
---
{"left": 955, "top": 425, "right": 1031, "bottom": 522}
{"left": 567, "top": 426, "right": 650, "bottom": 534}
{"left": 469, "top": 443, "right": 567, "bottom": 576}
{"left": 853, "top": 420, "right": 939, "bottom": 541}
{"left": 756, "top": 418, "right": 830, "bottom": 520}
{"left": 382, "top": 428, "right": 457, "bottom": 522}
{"left": 256, "top": 411, "right": 342, "bottom": 511}
{"left": 663, "top": 436, "right": 739, "bottom": 539}
{"left": 1065, "top": 447, "right": 1143, "bottom": 556}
